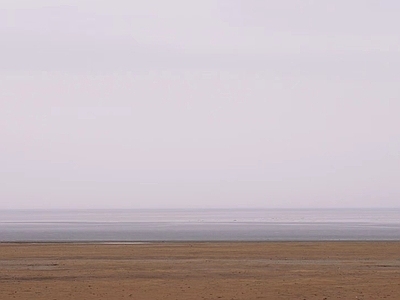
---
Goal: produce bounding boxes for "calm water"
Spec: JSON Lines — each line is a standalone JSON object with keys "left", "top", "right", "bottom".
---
{"left": 1, "top": 209, "right": 399, "bottom": 242}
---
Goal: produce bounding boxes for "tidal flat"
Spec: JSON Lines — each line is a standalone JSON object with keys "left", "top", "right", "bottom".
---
{"left": 1, "top": 242, "right": 400, "bottom": 299}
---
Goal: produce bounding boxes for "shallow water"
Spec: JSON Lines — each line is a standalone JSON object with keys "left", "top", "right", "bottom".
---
{"left": 1, "top": 209, "right": 399, "bottom": 242}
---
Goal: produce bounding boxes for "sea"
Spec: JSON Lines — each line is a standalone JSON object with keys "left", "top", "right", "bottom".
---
{"left": 1, "top": 208, "right": 399, "bottom": 242}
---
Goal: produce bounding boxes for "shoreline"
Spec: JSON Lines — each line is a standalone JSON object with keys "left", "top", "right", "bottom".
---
{"left": 2, "top": 238, "right": 400, "bottom": 244}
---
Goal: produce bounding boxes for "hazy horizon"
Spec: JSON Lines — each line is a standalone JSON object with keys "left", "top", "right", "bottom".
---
{"left": 1, "top": 1, "right": 399, "bottom": 209}
{"left": 2, "top": 207, "right": 400, "bottom": 211}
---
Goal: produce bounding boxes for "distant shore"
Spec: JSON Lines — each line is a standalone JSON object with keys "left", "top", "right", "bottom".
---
{"left": 1, "top": 242, "right": 399, "bottom": 300}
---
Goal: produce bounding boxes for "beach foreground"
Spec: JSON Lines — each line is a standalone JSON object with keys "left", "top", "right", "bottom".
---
{"left": 1, "top": 242, "right": 399, "bottom": 299}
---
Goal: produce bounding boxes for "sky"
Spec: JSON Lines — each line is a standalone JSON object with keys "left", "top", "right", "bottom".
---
{"left": 1, "top": 0, "right": 399, "bottom": 209}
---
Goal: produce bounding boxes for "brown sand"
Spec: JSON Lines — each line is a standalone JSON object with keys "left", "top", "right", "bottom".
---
{"left": 0, "top": 242, "right": 399, "bottom": 300}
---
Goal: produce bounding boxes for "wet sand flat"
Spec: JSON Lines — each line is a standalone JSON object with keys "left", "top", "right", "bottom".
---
{"left": 0, "top": 242, "right": 399, "bottom": 299}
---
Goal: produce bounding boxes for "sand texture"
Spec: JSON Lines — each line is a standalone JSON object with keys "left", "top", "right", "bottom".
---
{"left": 1, "top": 242, "right": 400, "bottom": 299}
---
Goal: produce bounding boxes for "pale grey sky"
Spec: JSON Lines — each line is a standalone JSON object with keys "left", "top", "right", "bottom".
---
{"left": 1, "top": 1, "right": 399, "bottom": 209}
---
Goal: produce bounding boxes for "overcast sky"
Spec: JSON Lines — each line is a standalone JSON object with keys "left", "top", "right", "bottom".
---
{"left": 1, "top": 0, "right": 399, "bottom": 209}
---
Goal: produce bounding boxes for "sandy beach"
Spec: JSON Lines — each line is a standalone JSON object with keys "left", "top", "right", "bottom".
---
{"left": 1, "top": 242, "right": 399, "bottom": 299}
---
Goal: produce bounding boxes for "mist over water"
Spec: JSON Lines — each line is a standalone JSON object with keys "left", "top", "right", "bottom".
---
{"left": 1, "top": 208, "right": 399, "bottom": 242}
